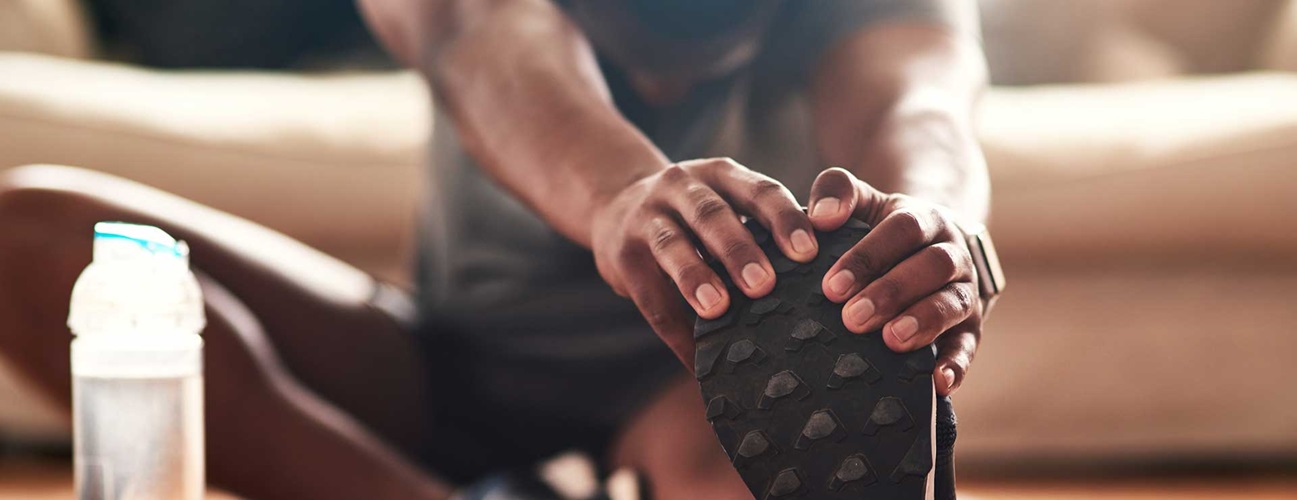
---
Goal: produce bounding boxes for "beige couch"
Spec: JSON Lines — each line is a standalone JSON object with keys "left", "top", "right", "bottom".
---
{"left": 2, "top": 0, "right": 1296, "bottom": 470}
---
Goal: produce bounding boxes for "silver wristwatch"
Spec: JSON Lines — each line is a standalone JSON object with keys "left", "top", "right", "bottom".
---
{"left": 959, "top": 221, "right": 1005, "bottom": 314}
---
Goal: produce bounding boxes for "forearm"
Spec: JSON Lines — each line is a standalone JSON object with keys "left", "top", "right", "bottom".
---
{"left": 813, "top": 21, "right": 989, "bottom": 223}
{"left": 359, "top": 0, "right": 668, "bottom": 247}
{"left": 869, "top": 32, "right": 988, "bottom": 223}
{"left": 805, "top": 16, "right": 993, "bottom": 394}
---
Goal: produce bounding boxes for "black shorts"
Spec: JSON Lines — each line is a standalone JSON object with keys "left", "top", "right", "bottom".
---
{"left": 374, "top": 282, "right": 682, "bottom": 483}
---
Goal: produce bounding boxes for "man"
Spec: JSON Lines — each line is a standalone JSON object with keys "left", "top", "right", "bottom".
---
{"left": 0, "top": 0, "right": 991, "bottom": 498}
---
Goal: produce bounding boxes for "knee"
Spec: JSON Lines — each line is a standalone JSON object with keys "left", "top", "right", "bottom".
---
{"left": 0, "top": 165, "right": 106, "bottom": 235}
{"left": 0, "top": 165, "right": 142, "bottom": 261}
{"left": 0, "top": 166, "right": 166, "bottom": 323}
{"left": 0, "top": 167, "right": 101, "bottom": 282}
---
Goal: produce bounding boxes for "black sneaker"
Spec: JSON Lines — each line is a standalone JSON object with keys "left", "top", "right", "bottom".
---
{"left": 695, "top": 218, "right": 957, "bottom": 499}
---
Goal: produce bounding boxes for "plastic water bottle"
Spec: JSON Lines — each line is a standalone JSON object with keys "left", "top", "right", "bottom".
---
{"left": 67, "top": 222, "right": 206, "bottom": 500}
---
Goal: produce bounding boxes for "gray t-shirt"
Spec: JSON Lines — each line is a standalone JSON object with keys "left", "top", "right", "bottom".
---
{"left": 416, "top": 0, "right": 959, "bottom": 455}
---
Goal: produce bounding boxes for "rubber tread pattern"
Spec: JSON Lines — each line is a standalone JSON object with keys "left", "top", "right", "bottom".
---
{"left": 696, "top": 219, "right": 937, "bottom": 499}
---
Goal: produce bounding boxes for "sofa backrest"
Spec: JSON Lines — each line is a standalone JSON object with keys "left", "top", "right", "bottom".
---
{"left": 981, "top": 0, "right": 1297, "bottom": 84}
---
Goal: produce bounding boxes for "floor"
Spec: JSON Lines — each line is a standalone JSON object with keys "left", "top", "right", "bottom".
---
{"left": 2, "top": 457, "right": 1295, "bottom": 499}
{"left": 958, "top": 476, "right": 1297, "bottom": 499}
{"left": 0, "top": 458, "right": 236, "bottom": 500}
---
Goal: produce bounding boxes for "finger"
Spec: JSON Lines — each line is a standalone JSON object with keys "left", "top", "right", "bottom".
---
{"left": 879, "top": 281, "right": 978, "bottom": 353}
{"left": 807, "top": 167, "right": 858, "bottom": 231}
{"left": 641, "top": 215, "right": 730, "bottom": 318}
{"left": 822, "top": 206, "right": 951, "bottom": 303}
{"left": 842, "top": 242, "right": 974, "bottom": 333}
{"left": 621, "top": 248, "right": 697, "bottom": 369}
{"left": 807, "top": 167, "right": 889, "bottom": 231}
{"left": 934, "top": 314, "right": 980, "bottom": 396}
{"left": 698, "top": 161, "right": 818, "bottom": 263}
{"left": 659, "top": 173, "right": 775, "bottom": 298}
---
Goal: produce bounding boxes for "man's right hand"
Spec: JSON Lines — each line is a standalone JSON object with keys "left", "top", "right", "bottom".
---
{"left": 591, "top": 158, "right": 818, "bottom": 368}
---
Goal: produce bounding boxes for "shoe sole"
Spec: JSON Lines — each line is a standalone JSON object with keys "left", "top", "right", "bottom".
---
{"left": 695, "top": 219, "right": 936, "bottom": 499}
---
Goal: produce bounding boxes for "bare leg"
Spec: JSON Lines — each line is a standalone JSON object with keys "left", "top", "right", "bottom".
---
{"left": 609, "top": 376, "right": 751, "bottom": 499}
{"left": 0, "top": 165, "right": 450, "bottom": 499}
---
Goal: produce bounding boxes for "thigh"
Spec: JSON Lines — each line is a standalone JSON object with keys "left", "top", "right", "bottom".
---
{"left": 0, "top": 165, "right": 431, "bottom": 452}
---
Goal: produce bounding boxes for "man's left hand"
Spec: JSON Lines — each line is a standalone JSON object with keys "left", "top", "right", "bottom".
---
{"left": 806, "top": 167, "right": 983, "bottom": 396}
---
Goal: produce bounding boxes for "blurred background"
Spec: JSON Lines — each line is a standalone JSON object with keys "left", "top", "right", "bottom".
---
{"left": 1, "top": 0, "right": 1295, "bottom": 497}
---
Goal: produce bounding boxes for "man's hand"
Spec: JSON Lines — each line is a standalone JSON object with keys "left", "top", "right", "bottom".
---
{"left": 592, "top": 158, "right": 818, "bottom": 367}
{"left": 807, "top": 168, "right": 982, "bottom": 396}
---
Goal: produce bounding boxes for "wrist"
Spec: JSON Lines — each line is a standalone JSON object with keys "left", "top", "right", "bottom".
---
{"left": 958, "top": 220, "right": 1004, "bottom": 316}
{"left": 574, "top": 129, "right": 669, "bottom": 217}
{"left": 553, "top": 116, "right": 668, "bottom": 246}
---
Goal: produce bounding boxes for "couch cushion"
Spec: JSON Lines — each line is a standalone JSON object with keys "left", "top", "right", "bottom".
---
{"left": 979, "top": 73, "right": 1297, "bottom": 263}
{"left": 959, "top": 264, "right": 1297, "bottom": 465}
{"left": 0, "top": 53, "right": 430, "bottom": 280}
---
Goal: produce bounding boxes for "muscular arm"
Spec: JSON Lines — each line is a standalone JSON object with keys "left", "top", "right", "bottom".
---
{"left": 360, "top": 0, "right": 818, "bottom": 366}
{"left": 358, "top": 0, "right": 667, "bottom": 247}
{"left": 804, "top": 3, "right": 992, "bottom": 395}
{"left": 811, "top": 6, "right": 989, "bottom": 222}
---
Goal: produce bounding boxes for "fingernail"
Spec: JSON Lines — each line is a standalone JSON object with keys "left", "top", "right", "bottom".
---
{"left": 811, "top": 197, "right": 840, "bottom": 218}
{"left": 846, "top": 298, "right": 875, "bottom": 329}
{"left": 790, "top": 229, "right": 815, "bottom": 255}
{"left": 827, "top": 270, "right": 855, "bottom": 296}
{"left": 941, "top": 367, "right": 957, "bottom": 390}
{"left": 890, "top": 316, "right": 919, "bottom": 342}
{"left": 741, "top": 263, "right": 770, "bottom": 290}
{"left": 695, "top": 283, "right": 722, "bottom": 311}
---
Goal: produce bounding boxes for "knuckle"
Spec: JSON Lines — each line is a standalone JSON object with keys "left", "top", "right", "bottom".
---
{"left": 593, "top": 257, "right": 622, "bottom": 293}
{"left": 648, "top": 225, "right": 682, "bottom": 255}
{"left": 924, "top": 206, "right": 945, "bottom": 223}
{"left": 615, "top": 244, "right": 641, "bottom": 267}
{"left": 659, "top": 164, "right": 691, "bottom": 184}
{"left": 929, "top": 244, "right": 963, "bottom": 282}
{"left": 720, "top": 237, "right": 756, "bottom": 261}
{"left": 842, "top": 247, "right": 880, "bottom": 276}
{"left": 776, "top": 207, "right": 808, "bottom": 230}
{"left": 892, "top": 210, "right": 926, "bottom": 239}
{"left": 871, "top": 277, "right": 905, "bottom": 308}
{"left": 931, "top": 205, "right": 956, "bottom": 225}
{"left": 675, "top": 261, "right": 712, "bottom": 285}
{"left": 642, "top": 307, "right": 673, "bottom": 330}
{"left": 687, "top": 157, "right": 740, "bottom": 176}
{"left": 949, "top": 283, "right": 977, "bottom": 315}
{"left": 682, "top": 183, "right": 714, "bottom": 204}
{"left": 712, "top": 157, "right": 743, "bottom": 171}
{"left": 690, "top": 195, "right": 732, "bottom": 223}
{"left": 748, "top": 178, "right": 789, "bottom": 203}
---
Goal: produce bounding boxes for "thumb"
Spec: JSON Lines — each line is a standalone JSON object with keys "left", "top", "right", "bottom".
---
{"left": 807, "top": 167, "right": 887, "bottom": 231}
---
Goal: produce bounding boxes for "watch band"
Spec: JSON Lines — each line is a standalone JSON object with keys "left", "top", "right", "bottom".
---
{"left": 959, "top": 221, "right": 1005, "bottom": 314}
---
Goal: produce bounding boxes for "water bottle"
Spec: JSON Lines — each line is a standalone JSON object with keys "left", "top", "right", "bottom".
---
{"left": 67, "top": 222, "right": 206, "bottom": 500}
